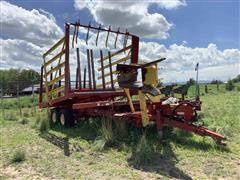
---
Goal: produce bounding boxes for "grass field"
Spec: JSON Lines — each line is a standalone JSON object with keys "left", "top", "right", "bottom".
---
{"left": 0, "top": 86, "right": 240, "bottom": 179}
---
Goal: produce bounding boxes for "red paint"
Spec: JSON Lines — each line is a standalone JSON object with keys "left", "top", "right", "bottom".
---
{"left": 39, "top": 22, "right": 225, "bottom": 144}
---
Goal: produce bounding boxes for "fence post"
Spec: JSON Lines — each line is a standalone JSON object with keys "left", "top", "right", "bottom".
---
{"left": 0, "top": 87, "right": 5, "bottom": 118}
{"left": 31, "top": 79, "right": 36, "bottom": 115}
{"left": 205, "top": 85, "right": 208, "bottom": 94}
{"left": 17, "top": 77, "right": 22, "bottom": 117}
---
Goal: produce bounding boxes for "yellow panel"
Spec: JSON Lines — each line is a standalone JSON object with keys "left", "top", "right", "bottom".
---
{"left": 49, "top": 74, "right": 65, "bottom": 85}
{"left": 138, "top": 90, "right": 149, "bottom": 127}
{"left": 46, "top": 62, "right": 65, "bottom": 76}
{"left": 43, "top": 57, "right": 50, "bottom": 101}
{"left": 49, "top": 86, "right": 64, "bottom": 94}
{"left": 143, "top": 65, "right": 158, "bottom": 86}
{"left": 44, "top": 50, "right": 65, "bottom": 67}
{"left": 43, "top": 37, "right": 65, "bottom": 57}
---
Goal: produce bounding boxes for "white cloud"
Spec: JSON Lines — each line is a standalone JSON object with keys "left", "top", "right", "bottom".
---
{"left": 0, "top": 1, "right": 63, "bottom": 46}
{"left": 155, "top": 0, "right": 186, "bottom": 9}
{"left": 0, "top": 39, "right": 45, "bottom": 70}
{"left": 1, "top": 1, "right": 238, "bottom": 84}
{"left": 162, "top": 62, "right": 240, "bottom": 83}
{"left": 39, "top": 8, "right": 56, "bottom": 22}
{"left": 0, "top": 1, "right": 65, "bottom": 73}
{"left": 73, "top": 0, "right": 186, "bottom": 39}
{"left": 1, "top": 35, "right": 239, "bottom": 83}
{"left": 139, "top": 41, "right": 240, "bottom": 82}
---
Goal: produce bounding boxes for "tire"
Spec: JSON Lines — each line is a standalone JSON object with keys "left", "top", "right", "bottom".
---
{"left": 50, "top": 108, "right": 60, "bottom": 125}
{"left": 59, "top": 109, "right": 74, "bottom": 127}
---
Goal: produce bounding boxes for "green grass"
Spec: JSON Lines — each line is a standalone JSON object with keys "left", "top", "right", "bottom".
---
{"left": 0, "top": 90, "right": 240, "bottom": 179}
{"left": 39, "top": 117, "right": 49, "bottom": 133}
{"left": 19, "top": 118, "right": 28, "bottom": 125}
{"left": 187, "top": 82, "right": 240, "bottom": 97}
{"left": 10, "top": 149, "right": 26, "bottom": 163}
{"left": 1, "top": 94, "right": 37, "bottom": 110}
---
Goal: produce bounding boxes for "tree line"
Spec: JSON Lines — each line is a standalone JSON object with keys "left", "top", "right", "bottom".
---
{"left": 225, "top": 75, "right": 240, "bottom": 91}
{"left": 0, "top": 69, "right": 40, "bottom": 95}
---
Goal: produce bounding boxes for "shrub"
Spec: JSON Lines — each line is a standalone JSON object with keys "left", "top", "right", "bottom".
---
{"left": 100, "top": 117, "right": 113, "bottom": 143}
{"left": 187, "top": 78, "right": 196, "bottom": 85}
{"left": 39, "top": 118, "right": 49, "bottom": 132}
{"left": 20, "top": 118, "right": 28, "bottom": 125}
{"left": 92, "top": 117, "right": 113, "bottom": 151}
{"left": 23, "top": 111, "right": 30, "bottom": 117}
{"left": 237, "top": 86, "right": 240, "bottom": 92}
{"left": 232, "top": 74, "right": 240, "bottom": 83}
{"left": 10, "top": 149, "right": 26, "bottom": 163}
{"left": 35, "top": 114, "right": 41, "bottom": 126}
{"left": 46, "top": 110, "right": 54, "bottom": 128}
{"left": 210, "top": 80, "right": 223, "bottom": 84}
{"left": 132, "top": 135, "right": 156, "bottom": 166}
{"left": 4, "top": 113, "right": 17, "bottom": 121}
{"left": 226, "top": 79, "right": 235, "bottom": 91}
{"left": 92, "top": 138, "right": 107, "bottom": 151}
{"left": 113, "top": 118, "right": 128, "bottom": 140}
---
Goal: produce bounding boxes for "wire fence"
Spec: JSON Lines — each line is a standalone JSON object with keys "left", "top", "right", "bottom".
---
{"left": 0, "top": 81, "right": 239, "bottom": 119}
{"left": 0, "top": 80, "right": 40, "bottom": 118}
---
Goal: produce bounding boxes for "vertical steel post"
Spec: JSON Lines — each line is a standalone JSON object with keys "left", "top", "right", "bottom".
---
{"left": 65, "top": 23, "right": 71, "bottom": 96}
{"left": 39, "top": 66, "right": 43, "bottom": 103}
{"left": 100, "top": 50, "right": 105, "bottom": 89}
{"left": 108, "top": 51, "right": 114, "bottom": 89}
{"left": 49, "top": 66, "right": 53, "bottom": 100}
{"left": 58, "top": 68, "right": 62, "bottom": 97}
{"left": 90, "top": 49, "right": 96, "bottom": 90}
{"left": 195, "top": 62, "right": 199, "bottom": 100}
{"left": 50, "top": 66, "right": 53, "bottom": 81}
{"left": 76, "top": 48, "right": 81, "bottom": 89}
{"left": 131, "top": 36, "right": 139, "bottom": 64}
{"left": 83, "top": 67, "right": 86, "bottom": 88}
{"left": 87, "top": 49, "right": 92, "bottom": 89}
{"left": 75, "top": 68, "right": 79, "bottom": 89}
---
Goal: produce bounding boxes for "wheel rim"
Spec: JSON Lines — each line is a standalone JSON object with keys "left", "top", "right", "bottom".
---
{"left": 60, "top": 113, "right": 65, "bottom": 125}
{"left": 52, "top": 112, "right": 57, "bottom": 123}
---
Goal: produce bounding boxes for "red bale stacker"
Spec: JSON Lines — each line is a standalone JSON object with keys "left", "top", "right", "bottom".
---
{"left": 39, "top": 21, "right": 226, "bottom": 144}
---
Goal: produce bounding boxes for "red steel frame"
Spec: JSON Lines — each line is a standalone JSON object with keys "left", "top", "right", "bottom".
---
{"left": 39, "top": 23, "right": 139, "bottom": 108}
{"left": 39, "top": 22, "right": 226, "bottom": 144}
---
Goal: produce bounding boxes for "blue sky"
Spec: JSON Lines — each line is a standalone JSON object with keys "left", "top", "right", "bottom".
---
{"left": 7, "top": 0, "right": 239, "bottom": 50}
{"left": 157, "top": 1, "right": 239, "bottom": 50}
{"left": 1, "top": 0, "right": 239, "bottom": 82}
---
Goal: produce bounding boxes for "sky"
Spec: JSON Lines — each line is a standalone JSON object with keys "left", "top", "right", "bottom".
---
{"left": 0, "top": 0, "right": 239, "bottom": 83}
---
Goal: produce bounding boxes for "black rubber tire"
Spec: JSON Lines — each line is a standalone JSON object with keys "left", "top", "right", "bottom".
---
{"left": 59, "top": 109, "right": 74, "bottom": 127}
{"left": 50, "top": 108, "right": 60, "bottom": 126}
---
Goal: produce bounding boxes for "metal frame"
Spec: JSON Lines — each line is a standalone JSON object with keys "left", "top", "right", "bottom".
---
{"left": 39, "top": 21, "right": 226, "bottom": 144}
{"left": 39, "top": 22, "right": 138, "bottom": 108}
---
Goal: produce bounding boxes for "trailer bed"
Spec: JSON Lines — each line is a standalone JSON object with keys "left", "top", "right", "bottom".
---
{"left": 39, "top": 89, "right": 128, "bottom": 108}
